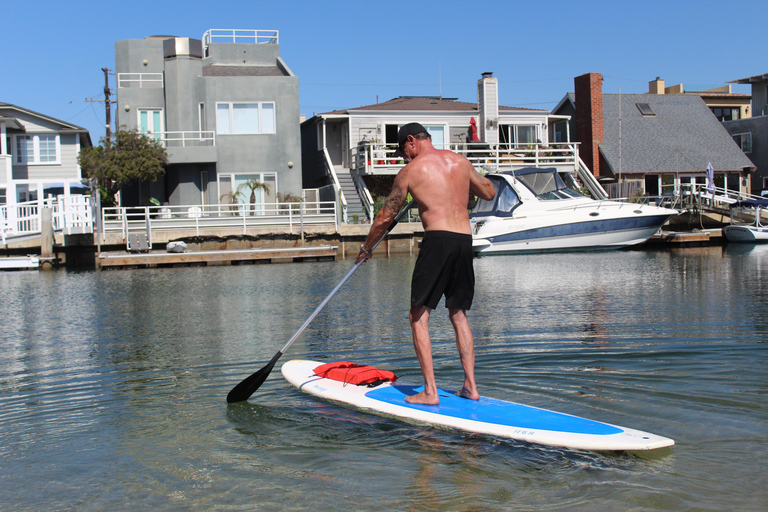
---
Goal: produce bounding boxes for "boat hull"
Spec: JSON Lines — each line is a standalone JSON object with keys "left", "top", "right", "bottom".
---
{"left": 473, "top": 214, "right": 674, "bottom": 254}
{"left": 723, "top": 225, "right": 768, "bottom": 243}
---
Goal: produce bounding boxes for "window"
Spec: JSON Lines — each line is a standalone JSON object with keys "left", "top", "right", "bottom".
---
{"left": 636, "top": 103, "right": 655, "bottom": 117}
{"left": 424, "top": 126, "right": 444, "bottom": 148}
{"left": 216, "top": 102, "right": 276, "bottom": 134}
{"left": 711, "top": 107, "right": 740, "bottom": 121}
{"left": 139, "top": 109, "right": 163, "bottom": 140}
{"left": 499, "top": 125, "right": 539, "bottom": 146}
{"left": 218, "top": 172, "right": 278, "bottom": 215}
{"left": 732, "top": 132, "right": 752, "bottom": 153}
{"left": 14, "top": 134, "right": 59, "bottom": 164}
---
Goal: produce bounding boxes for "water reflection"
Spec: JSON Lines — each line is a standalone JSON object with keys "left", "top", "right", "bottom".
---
{"left": 0, "top": 246, "right": 766, "bottom": 510}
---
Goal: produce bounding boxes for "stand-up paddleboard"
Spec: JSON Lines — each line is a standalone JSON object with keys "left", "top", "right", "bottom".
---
{"left": 281, "top": 360, "right": 674, "bottom": 451}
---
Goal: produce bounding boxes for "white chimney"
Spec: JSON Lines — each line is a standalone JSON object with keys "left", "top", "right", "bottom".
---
{"left": 478, "top": 72, "right": 499, "bottom": 144}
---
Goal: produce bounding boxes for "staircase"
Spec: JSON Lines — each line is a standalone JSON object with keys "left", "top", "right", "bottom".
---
{"left": 335, "top": 166, "right": 369, "bottom": 222}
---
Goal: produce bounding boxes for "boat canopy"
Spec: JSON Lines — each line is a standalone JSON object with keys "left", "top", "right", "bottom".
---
{"left": 732, "top": 199, "right": 768, "bottom": 208}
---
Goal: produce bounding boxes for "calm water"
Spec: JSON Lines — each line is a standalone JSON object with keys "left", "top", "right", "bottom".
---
{"left": 0, "top": 245, "right": 766, "bottom": 511}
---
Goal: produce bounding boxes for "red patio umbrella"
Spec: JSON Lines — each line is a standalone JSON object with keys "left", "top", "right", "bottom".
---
{"left": 469, "top": 117, "right": 480, "bottom": 141}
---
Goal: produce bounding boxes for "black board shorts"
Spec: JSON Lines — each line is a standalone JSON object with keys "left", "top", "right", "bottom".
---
{"left": 411, "top": 231, "right": 475, "bottom": 310}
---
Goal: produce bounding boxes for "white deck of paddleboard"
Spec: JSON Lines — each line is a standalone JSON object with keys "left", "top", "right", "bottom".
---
{"left": 281, "top": 360, "right": 674, "bottom": 452}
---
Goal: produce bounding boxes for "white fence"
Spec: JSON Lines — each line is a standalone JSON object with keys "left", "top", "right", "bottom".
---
{"left": 100, "top": 201, "right": 337, "bottom": 242}
{"left": 202, "top": 29, "right": 279, "bottom": 45}
{"left": 0, "top": 195, "right": 93, "bottom": 243}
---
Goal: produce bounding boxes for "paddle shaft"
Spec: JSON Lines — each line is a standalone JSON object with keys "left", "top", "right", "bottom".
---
{"left": 278, "top": 199, "right": 415, "bottom": 354}
{"left": 226, "top": 200, "right": 416, "bottom": 402}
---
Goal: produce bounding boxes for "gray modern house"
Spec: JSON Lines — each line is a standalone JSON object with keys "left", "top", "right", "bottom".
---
{"left": 724, "top": 72, "right": 768, "bottom": 194}
{"left": 114, "top": 29, "right": 302, "bottom": 208}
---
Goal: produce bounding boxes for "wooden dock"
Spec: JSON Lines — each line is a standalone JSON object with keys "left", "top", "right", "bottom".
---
{"left": 647, "top": 229, "right": 724, "bottom": 247}
{"left": 97, "top": 245, "right": 338, "bottom": 270}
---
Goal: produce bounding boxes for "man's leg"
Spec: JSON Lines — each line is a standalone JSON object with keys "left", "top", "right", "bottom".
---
{"left": 406, "top": 305, "right": 440, "bottom": 405}
{"left": 449, "top": 308, "right": 479, "bottom": 400}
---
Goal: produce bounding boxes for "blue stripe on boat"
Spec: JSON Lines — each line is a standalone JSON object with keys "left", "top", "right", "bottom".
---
{"left": 365, "top": 384, "right": 623, "bottom": 436}
{"left": 489, "top": 215, "right": 669, "bottom": 244}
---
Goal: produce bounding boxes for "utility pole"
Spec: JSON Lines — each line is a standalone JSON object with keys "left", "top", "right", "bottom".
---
{"left": 86, "top": 68, "right": 116, "bottom": 146}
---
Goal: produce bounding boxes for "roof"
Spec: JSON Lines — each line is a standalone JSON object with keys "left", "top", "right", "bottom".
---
{"left": 202, "top": 65, "right": 285, "bottom": 77}
{"left": 599, "top": 94, "right": 754, "bottom": 174}
{"left": 0, "top": 102, "right": 92, "bottom": 145}
{"left": 729, "top": 72, "right": 768, "bottom": 84}
{"left": 322, "top": 96, "right": 547, "bottom": 116}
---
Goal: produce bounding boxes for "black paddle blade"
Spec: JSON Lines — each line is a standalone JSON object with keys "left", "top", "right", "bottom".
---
{"left": 226, "top": 351, "right": 283, "bottom": 403}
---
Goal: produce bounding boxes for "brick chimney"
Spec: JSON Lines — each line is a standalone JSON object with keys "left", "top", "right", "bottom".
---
{"left": 574, "top": 72, "right": 603, "bottom": 177}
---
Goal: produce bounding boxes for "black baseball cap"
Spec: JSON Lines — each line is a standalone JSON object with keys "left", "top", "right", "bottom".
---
{"left": 393, "top": 122, "right": 428, "bottom": 158}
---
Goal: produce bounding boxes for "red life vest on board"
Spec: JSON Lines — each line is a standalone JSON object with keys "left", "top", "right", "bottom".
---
{"left": 313, "top": 361, "right": 397, "bottom": 387}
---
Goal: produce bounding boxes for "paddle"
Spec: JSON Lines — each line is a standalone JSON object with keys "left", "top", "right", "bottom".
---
{"left": 226, "top": 200, "right": 416, "bottom": 403}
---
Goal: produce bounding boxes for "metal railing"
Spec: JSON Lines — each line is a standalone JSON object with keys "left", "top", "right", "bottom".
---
{"left": 202, "top": 29, "right": 279, "bottom": 46}
{"left": 117, "top": 73, "right": 164, "bottom": 88}
{"left": 321, "top": 148, "right": 347, "bottom": 223}
{"left": 154, "top": 131, "right": 216, "bottom": 147}
{"left": 100, "top": 201, "right": 337, "bottom": 241}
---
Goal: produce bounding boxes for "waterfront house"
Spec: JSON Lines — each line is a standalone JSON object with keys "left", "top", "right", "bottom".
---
{"left": 301, "top": 73, "right": 575, "bottom": 221}
{"left": 552, "top": 73, "right": 755, "bottom": 199}
{"left": 646, "top": 77, "right": 752, "bottom": 121}
{"left": 114, "top": 29, "right": 303, "bottom": 208}
{"left": 0, "top": 102, "right": 92, "bottom": 206}
{"left": 723, "top": 72, "right": 768, "bottom": 195}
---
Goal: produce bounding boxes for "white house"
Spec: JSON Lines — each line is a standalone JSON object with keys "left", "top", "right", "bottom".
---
{"left": 0, "top": 102, "right": 92, "bottom": 239}
{"left": 301, "top": 73, "right": 579, "bottom": 221}
{"left": 0, "top": 102, "right": 92, "bottom": 205}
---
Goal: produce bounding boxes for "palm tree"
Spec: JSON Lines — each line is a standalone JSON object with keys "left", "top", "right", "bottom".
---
{"left": 220, "top": 189, "right": 245, "bottom": 216}
{"left": 237, "top": 178, "right": 270, "bottom": 216}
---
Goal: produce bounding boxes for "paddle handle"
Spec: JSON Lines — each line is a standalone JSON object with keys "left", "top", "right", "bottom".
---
{"left": 277, "top": 200, "right": 415, "bottom": 355}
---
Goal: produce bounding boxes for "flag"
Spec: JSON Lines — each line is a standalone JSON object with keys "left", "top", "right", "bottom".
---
{"left": 706, "top": 162, "right": 714, "bottom": 192}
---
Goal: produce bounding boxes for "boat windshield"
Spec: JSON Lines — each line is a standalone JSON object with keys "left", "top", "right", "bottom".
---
{"left": 471, "top": 178, "right": 520, "bottom": 217}
{"left": 514, "top": 169, "right": 583, "bottom": 200}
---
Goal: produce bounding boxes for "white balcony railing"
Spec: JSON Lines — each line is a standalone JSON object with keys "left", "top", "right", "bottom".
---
{"left": 353, "top": 142, "right": 580, "bottom": 175}
{"left": 117, "top": 73, "right": 164, "bottom": 88}
{"left": 202, "top": 29, "right": 279, "bottom": 46}
{"left": 152, "top": 131, "right": 216, "bottom": 148}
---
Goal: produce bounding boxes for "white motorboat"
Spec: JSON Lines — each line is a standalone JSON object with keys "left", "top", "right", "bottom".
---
{"left": 470, "top": 167, "right": 678, "bottom": 254}
{"left": 723, "top": 200, "right": 768, "bottom": 243}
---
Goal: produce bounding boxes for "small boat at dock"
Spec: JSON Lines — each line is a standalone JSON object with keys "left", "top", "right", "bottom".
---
{"left": 723, "top": 200, "right": 768, "bottom": 243}
{"left": 470, "top": 167, "right": 679, "bottom": 254}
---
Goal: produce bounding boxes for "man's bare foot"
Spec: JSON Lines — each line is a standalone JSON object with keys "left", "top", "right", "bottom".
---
{"left": 405, "top": 390, "right": 439, "bottom": 405}
{"left": 456, "top": 387, "right": 480, "bottom": 401}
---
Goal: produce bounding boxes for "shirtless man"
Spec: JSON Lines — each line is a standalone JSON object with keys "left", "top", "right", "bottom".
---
{"left": 355, "top": 123, "right": 495, "bottom": 405}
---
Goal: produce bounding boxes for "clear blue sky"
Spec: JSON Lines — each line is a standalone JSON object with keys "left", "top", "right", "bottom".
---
{"left": 4, "top": 0, "right": 762, "bottom": 143}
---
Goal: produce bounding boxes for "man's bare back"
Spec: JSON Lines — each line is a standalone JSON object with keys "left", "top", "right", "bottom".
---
{"left": 401, "top": 147, "right": 476, "bottom": 234}
{"left": 355, "top": 125, "right": 495, "bottom": 406}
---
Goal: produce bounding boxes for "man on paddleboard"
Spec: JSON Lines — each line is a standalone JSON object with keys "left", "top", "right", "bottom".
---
{"left": 356, "top": 123, "right": 495, "bottom": 405}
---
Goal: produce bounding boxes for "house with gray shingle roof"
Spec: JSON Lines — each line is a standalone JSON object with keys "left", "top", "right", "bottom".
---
{"left": 553, "top": 72, "right": 755, "bottom": 199}
{"left": 301, "top": 73, "right": 572, "bottom": 221}
{"left": 0, "top": 102, "right": 92, "bottom": 207}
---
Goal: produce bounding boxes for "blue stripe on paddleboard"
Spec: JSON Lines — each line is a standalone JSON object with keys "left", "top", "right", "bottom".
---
{"left": 365, "top": 384, "right": 623, "bottom": 436}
